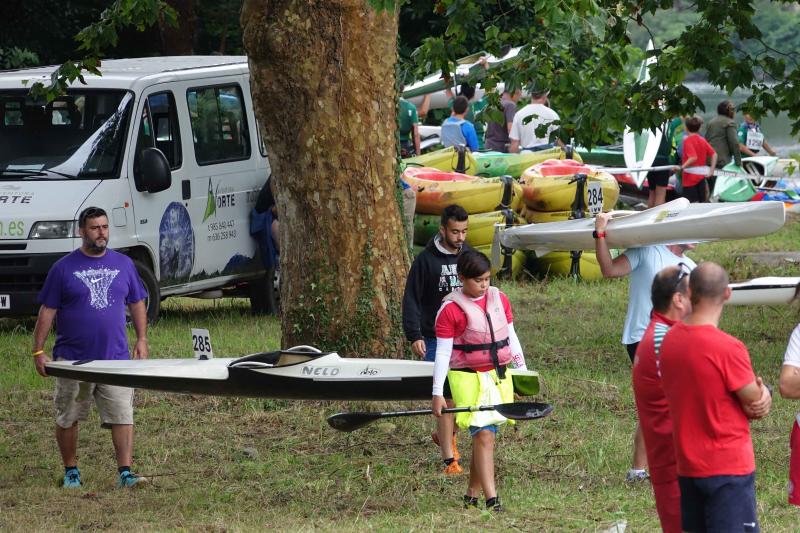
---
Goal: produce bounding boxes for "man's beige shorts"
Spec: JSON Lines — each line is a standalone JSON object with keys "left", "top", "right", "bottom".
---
{"left": 54, "top": 377, "right": 134, "bottom": 429}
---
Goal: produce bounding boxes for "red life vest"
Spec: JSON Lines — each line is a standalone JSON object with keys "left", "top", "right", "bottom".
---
{"left": 444, "top": 286, "right": 511, "bottom": 375}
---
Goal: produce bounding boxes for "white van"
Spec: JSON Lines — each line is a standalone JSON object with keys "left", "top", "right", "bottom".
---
{"left": 0, "top": 56, "right": 276, "bottom": 321}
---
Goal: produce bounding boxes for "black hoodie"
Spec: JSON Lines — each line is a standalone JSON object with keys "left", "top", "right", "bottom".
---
{"left": 402, "top": 236, "right": 473, "bottom": 342}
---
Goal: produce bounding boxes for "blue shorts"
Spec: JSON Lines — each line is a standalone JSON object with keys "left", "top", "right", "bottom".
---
{"left": 423, "top": 337, "right": 437, "bottom": 362}
{"left": 678, "top": 473, "right": 759, "bottom": 532}
{"left": 469, "top": 425, "right": 498, "bottom": 437}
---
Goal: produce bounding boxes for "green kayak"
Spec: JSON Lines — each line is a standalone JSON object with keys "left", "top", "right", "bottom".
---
{"left": 473, "top": 147, "right": 581, "bottom": 178}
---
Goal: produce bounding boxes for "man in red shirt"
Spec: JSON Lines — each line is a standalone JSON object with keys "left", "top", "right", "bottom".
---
{"left": 632, "top": 264, "right": 692, "bottom": 533}
{"left": 680, "top": 116, "right": 717, "bottom": 203}
{"left": 659, "top": 262, "right": 771, "bottom": 532}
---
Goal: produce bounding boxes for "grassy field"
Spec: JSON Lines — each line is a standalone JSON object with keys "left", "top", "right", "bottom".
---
{"left": 2, "top": 216, "right": 800, "bottom": 531}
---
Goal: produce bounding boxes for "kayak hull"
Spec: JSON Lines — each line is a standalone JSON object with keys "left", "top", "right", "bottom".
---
{"left": 533, "top": 252, "right": 603, "bottom": 281}
{"left": 404, "top": 147, "right": 478, "bottom": 175}
{"left": 473, "top": 148, "right": 582, "bottom": 178}
{"left": 46, "top": 349, "right": 540, "bottom": 401}
{"left": 520, "top": 160, "right": 620, "bottom": 212}
{"left": 414, "top": 209, "right": 522, "bottom": 247}
{"left": 403, "top": 167, "right": 523, "bottom": 214}
{"left": 500, "top": 198, "right": 786, "bottom": 252}
{"left": 728, "top": 277, "right": 800, "bottom": 306}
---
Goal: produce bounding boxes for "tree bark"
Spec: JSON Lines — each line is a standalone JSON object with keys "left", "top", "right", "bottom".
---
{"left": 242, "top": 0, "right": 409, "bottom": 357}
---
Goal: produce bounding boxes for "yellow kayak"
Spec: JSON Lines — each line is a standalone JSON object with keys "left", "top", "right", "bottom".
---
{"left": 521, "top": 209, "right": 592, "bottom": 224}
{"left": 520, "top": 159, "right": 619, "bottom": 212}
{"left": 402, "top": 167, "right": 523, "bottom": 215}
{"left": 533, "top": 251, "right": 603, "bottom": 281}
{"left": 414, "top": 210, "right": 524, "bottom": 247}
{"left": 473, "top": 147, "right": 583, "bottom": 178}
{"left": 475, "top": 244, "right": 526, "bottom": 279}
{"left": 403, "top": 146, "right": 478, "bottom": 175}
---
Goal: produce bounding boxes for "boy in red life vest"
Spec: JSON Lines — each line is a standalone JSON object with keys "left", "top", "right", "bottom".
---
{"left": 431, "top": 250, "right": 527, "bottom": 512}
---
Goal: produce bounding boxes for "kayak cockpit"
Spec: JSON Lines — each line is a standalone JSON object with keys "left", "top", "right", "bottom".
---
{"left": 229, "top": 345, "right": 333, "bottom": 369}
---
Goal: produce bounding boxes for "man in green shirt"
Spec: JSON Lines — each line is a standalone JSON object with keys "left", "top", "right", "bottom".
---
{"left": 704, "top": 100, "right": 742, "bottom": 168}
{"left": 398, "top": 98, "right": 421, "bottom": 157}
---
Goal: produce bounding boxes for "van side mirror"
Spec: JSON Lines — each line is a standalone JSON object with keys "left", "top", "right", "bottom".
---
{"left": 136, "top": 147, "right": 171, "bottom": 193}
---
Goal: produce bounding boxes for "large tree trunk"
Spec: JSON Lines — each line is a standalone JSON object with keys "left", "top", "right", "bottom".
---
{"left": 241, "top": 0, "right": 409, "bottom": 357}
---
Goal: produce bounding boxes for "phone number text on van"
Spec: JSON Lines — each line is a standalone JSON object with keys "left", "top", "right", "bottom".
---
{"left": 207, "top": 219, "right": 237, "bottom": 241}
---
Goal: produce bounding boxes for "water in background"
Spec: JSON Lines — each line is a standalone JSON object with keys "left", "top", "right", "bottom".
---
{"left": 689, "top": 82, "right": 799, "bottom": 157}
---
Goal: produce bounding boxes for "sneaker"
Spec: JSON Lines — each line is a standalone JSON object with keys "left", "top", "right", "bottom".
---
{"left": 116, "top": 471, "right": 148, "bottom": 488}
{"left": 486, "top": 496, "right": 504, "bottom": 512}
{"left": 443, "top": 460, "right": 463, "bottom": 475}
{"left": 63, "top": 468, "right": 81, "bottom": 489}
{"left": 625, "top": 469, "right": 650, "bottom": 483}
{"left": 432, "top": 432, "right": 461, "bottom": 462}
{"left": 463, "top": 495, "right": 479, "bottom": 509}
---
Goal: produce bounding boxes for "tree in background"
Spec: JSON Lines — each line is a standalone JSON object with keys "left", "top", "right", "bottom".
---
{"left": 241, "top": 0, "right": 409, "bottom": 355}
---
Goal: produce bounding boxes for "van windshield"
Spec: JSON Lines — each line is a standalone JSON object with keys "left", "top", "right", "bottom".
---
{"left": 0, "top": 90, "right": 133, "bottom": 179}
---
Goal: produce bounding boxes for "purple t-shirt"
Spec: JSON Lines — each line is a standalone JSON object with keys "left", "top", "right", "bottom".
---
{"left": 38, "top": 249, "right": 146, "bottom": 360}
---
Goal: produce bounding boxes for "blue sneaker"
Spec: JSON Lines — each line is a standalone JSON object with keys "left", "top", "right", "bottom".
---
{"left": 116, "top": 470, "right": 148, "bottom": 488}
{"left": 625, "top": 469, "right": 650, "bottom": 483}
{"left": 63, "top": 468, "right": 81, "bottom": 489}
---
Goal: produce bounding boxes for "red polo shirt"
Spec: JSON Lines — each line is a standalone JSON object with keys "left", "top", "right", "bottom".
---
{"left": 632, "top": 312, "right": 677, "bottom": 484}
{"left": 659, "top": 322, "right": 756, "bottom": 477}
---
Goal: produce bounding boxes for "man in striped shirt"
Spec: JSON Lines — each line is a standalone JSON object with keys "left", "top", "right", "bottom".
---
{"left": 632, "top": 264, "right": 692, "bottom": 532}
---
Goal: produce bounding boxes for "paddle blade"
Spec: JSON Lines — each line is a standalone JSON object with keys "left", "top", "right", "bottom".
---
{"left": 327, "top": 411, "right": 384, "bottom": 432}
{"left": 495, "top": 402, "right": 554, "bottom": 420}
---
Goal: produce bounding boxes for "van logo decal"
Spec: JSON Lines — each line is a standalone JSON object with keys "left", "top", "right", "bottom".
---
{"left": 203, "top": 178, "right": 216, "bottom": 222}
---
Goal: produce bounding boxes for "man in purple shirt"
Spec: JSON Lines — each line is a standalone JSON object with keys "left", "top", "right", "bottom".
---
{"left": 32, "top": 206, "right": 149, "bottom": 489}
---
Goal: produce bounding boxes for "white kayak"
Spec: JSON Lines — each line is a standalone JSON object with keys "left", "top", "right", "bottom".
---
{"left": 402, "top": 47, "right": 522, "bottom": 110}
{"left": 622, "top": 40, "right": 664, "bottom": 187}
{"left": 46, "top": 345, "right": 540, "bottom": 401}
{"left": 727, "top": 277, "right": 800, "bottom": 306}
{"left": 497, "top": 197, "right": 786, "bottom": 255}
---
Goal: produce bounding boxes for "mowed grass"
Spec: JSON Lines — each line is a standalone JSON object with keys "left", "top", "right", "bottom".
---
{"left": 2, "top": 216, "right": 800, "bottom": 531}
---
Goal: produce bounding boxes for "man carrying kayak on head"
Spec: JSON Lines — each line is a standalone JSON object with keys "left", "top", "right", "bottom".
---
{"left": 594, "top": 212, "right": 697, "bottom": 483}
{"left": 403, "top": 204, "right": 472, "bottom": 474}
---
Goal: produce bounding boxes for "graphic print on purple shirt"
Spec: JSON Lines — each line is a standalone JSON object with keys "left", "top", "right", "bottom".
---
{"left": 38, "top": 249, "right": 147, "bottom": 361}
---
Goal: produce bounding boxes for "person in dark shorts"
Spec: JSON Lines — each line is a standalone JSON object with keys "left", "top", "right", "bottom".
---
{"left": 659, "top": 262, "right": 772, "bottom": 532}
{"left": 594, "top": 212, "right": 696, "bottom": 482}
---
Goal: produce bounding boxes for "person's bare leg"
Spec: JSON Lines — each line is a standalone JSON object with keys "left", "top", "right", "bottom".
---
{"left": 647, "top": 188, "right": 656, "bottom": 209}
{"left": 467, "top": 442, "right": 481, "bottom": 496}
{"left": 473, "top": 429, "right": 496, "bottom": 498}
{"left": 111, "top": 424, "right": 134, "bottom": 468}
{"left": 270, "top": 219, "right": 279, "bottom": 254}
{"left": 56, "top": 423, "right": 79, "bottom": 466}
{"left": 436, "top": 399, "right": 456, "bottom": 459}
{"left": 654, "top": 185, "right": 667, "bottom": 206}
{"left": 632, "top": 423, "right": 647, "bottom": 470}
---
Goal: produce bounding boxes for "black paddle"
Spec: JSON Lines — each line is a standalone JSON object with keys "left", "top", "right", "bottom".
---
{"left": 327, "top": 402, "right": 553, "bottom": 432}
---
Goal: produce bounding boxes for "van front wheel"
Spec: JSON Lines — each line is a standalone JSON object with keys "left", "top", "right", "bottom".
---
{"left": 249, "top": 267, "right": 277, "bottom": 315}
{"left": 133, "top": 259, "right": 161, "bottom": 323}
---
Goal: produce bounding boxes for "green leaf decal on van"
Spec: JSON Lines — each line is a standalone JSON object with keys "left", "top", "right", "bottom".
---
{"left": 203, "top": 178, "right": 216, "bottom": 222}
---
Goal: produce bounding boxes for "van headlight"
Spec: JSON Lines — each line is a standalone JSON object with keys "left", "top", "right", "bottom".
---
{"left": 28, "top": 220, "right": 78, "bottom": 239}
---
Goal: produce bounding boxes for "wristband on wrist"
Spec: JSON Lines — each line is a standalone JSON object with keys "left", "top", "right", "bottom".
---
{"left": 32, "top": 350, "right": 45, "bottom": 357}
{"left": 592, "top": 230, "right": 606, "bottom": 239}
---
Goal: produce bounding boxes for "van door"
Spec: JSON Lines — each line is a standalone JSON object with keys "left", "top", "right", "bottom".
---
{"left": 127, "top": 87, "right": 192, "bottom": 289}
{"left": 184, "top": 80, "right": 264, "bottom": 288}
